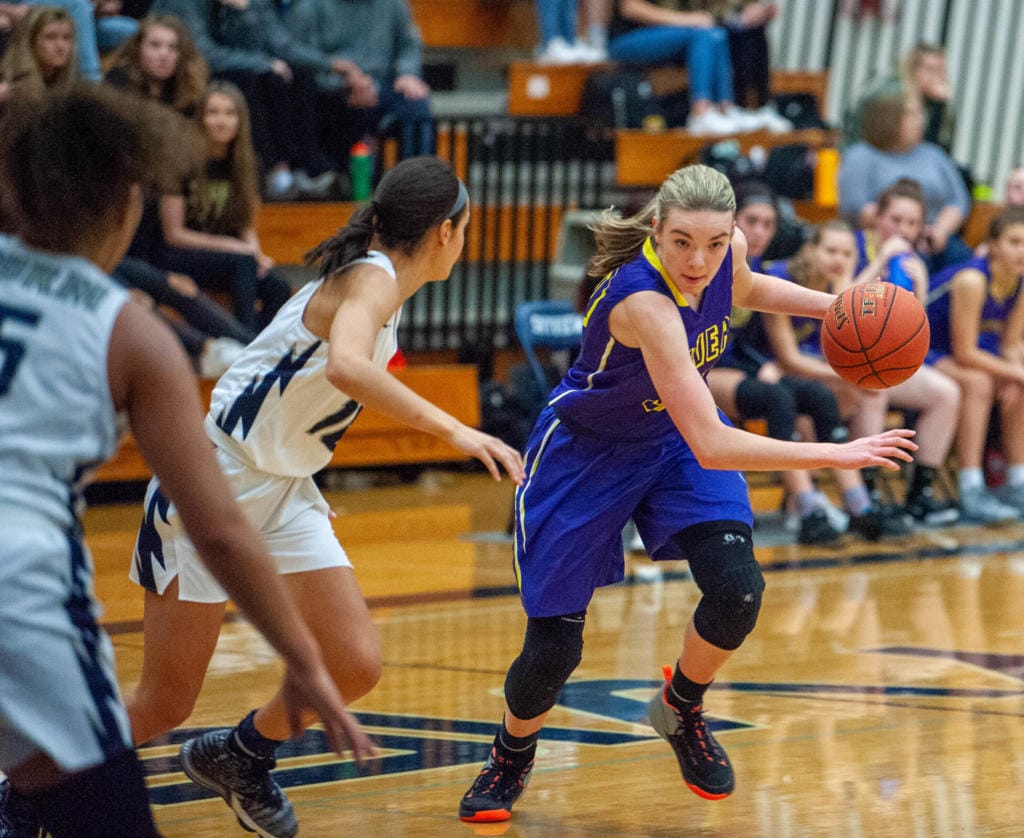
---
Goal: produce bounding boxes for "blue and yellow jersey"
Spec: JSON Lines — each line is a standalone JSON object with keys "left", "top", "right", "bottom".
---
{"left": 928, "top": 256, "right": 1022, "bottom": 356}
{"left": 547, "top": 237, "right": 734, "bottom": 441}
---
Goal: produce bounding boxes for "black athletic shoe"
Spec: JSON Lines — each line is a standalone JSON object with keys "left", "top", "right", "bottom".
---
{"left": 0, "top": 779, "right": 42, "bottom": 838}
{"left": 797, "top": 508, "right": 842, "bottom": 545}
{"left": 904, "top": 490, "right": 960, "bottom": 527}
{"left": 180, "top": 728, "right": 296, "bottom": 838}
{"left": 458, "top": 746, "right": 533, "bottom": 823}
{"left": 647, "top": 684, "right": 734, "bottom": 800}
{"left": 847, "top": 506, "right": 884, "bottom": 541}
{"left": 877, "top": 502, "right": 913, "bottom": 537}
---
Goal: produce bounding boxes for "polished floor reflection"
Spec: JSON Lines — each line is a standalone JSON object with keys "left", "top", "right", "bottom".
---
{"left": 84, "top": 470, "right": 1024, "bottom": 837}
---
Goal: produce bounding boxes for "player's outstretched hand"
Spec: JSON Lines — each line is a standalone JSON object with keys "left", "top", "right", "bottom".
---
{"left": 448, "top": 425, "right": 525, "bottom": 484}
{"left": 835, "top": 428, "right": 917, "bottom": 471}
{"left": 281, "top": 659, "right": 377, "bottom": 764}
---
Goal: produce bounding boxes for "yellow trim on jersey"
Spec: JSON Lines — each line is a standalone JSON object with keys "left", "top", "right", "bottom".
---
{"left": 642, "top": 237, "right": 689, "bottom": 307}
{"left": 547, "top": 335, "right": 615, "bottom": 407}
{"left": 584, "top": 272, "right": 613, "bottom": 326}
{"left": 514, "top": 416, "right": 562, "bottom": 591}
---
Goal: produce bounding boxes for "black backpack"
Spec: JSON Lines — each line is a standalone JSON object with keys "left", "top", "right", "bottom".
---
{"left": 578, "top": 69, "right": 663, "bottom": 129}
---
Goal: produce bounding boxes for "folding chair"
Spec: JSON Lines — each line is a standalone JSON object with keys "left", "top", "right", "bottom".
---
{"left": 513, "top": 300, "right": 584, "bottom": 397}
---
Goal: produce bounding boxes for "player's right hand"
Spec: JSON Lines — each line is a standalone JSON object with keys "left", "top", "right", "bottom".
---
{"left": 281, "top": 660, "right": 377, "bottom": 764}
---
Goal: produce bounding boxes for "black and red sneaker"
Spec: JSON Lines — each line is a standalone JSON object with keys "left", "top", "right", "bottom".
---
{"left": 458, "top": 746, "right": 533, "bottom": 823}
{"left": 647, "top": 681, "right": 734, "bottom": 800}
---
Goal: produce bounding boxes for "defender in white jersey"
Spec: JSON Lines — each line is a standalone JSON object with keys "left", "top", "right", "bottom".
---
{"left": 0, "top": 85, "right": 371, "bottom": 838}
{"left": 125, "top": 156, "right": 525, "bottom": 837}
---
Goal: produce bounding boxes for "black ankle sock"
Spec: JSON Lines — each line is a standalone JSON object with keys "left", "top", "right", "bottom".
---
{"left": 668, "top": 664, "right": 711, "bottom": 708}
{"left": 495, "top": 722, "right": 538, "bottom": 762}
{"left": 232, "top": 709, "right": 284, "bottom": 761}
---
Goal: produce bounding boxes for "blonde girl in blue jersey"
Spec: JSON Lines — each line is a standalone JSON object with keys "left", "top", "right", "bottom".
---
{"left": 459, "top": 164, "right": 918, "bottom": 823}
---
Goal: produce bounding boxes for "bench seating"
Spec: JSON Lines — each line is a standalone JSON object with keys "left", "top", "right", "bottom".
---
{"left": 409, "top": 0, "right": 535, "bottom": 49}
{"left": 93, "top": 364, "right": 480, "bottom": 483}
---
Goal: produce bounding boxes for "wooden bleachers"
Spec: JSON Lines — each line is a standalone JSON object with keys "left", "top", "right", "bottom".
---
{"left": 409, "top": 0, "right": 535, "bottom": 49}
{"left": 508, "top": 64, "right": 829, "bottom": 119}
{"left": 93, "top": 365, "right": 480, "bottom": 483}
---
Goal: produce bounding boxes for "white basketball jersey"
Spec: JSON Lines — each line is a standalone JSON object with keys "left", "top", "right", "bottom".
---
{"left": 0, "top": 233, "right": 129, "bottom": 531}
{"left": 205, "top": 251, "right": 401, "bottom": 477}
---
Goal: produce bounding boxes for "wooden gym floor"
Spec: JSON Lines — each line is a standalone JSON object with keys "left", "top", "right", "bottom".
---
{"left": 83, "top": 469, "right": 1024, "bottom": 837}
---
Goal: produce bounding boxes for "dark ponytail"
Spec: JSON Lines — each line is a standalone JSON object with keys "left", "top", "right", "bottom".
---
{"left": 305, "top": 156, "right": 466, "bottom": 277}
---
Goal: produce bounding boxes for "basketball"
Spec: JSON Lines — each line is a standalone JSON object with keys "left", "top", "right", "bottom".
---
{"left": 820, "top": 282, "right": 930, "bottom": 389}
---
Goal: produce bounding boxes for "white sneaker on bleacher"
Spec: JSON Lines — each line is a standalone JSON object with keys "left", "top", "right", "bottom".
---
{"left": 751, "top": 105, "right": 794, "bottom": 133}
{"left": 721, "top": 105, "right": 766, "bottom": 132}
{"left": 686, "top": 108, "right": 743, "bottom": 136}
{"left": 536, "top": 37, "right": 581, "bottom": 65}
{"left": 573, "top": 42, "right": 607, "bottom": 63}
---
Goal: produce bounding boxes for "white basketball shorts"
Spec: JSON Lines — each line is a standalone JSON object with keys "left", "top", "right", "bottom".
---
{"left": 130, "top": 445, "right": 351, "bottom": 603}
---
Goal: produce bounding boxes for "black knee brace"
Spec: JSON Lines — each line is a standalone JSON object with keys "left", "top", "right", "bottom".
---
{"left": 504, "top": 611, "right": 585, "bottom": 720}
{"left": 672, "top": 521, "right": 764, "bottom": 651}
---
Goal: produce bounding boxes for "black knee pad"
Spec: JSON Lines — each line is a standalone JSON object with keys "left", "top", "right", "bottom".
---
{"left": 672, "top": 521, "right": 764, "bottom": 651}
{"left": 504, "top": 612, "right": 585, "bottom": 720}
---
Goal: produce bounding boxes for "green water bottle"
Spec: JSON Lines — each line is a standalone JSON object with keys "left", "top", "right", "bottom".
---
{"left": 349, "top": 141, "right": 373, "bottom": 202}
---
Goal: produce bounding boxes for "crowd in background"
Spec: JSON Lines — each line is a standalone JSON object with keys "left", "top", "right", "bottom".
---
{"left": 1, "top": 0, "right": 1023, "bottom": 541}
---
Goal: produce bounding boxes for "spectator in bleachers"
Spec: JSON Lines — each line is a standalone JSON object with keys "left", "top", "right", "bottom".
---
{"left": 533, "top": 0, "right": 604, "bottom": 63}
{"left": 927, "top": 206, "right": 1024, "bottom": 522}
{"left": 154, "top": 80, "right": 291, "bottom": 331}
{"left": 104, "top": 14, "right": 255, "bottom": 377}
{"left": 151, "top": 0, "right": 346, "bottom": 199}
{"left": 1005, "top": 166, "right": 1024, "bottom": 206}
{"left": 845, "top": 42, "right": 957, "bottom": 154}
{"left": 718, "top": 1, "right": 788, "bottom": 128}
{"left": 0, "top": 5, "right": 76, "bottom": 103}
{"left": 106, "top": 14, "right": 208, "bottom": 119}
{"left": 581, "top": 0, "right": 611, "bottom": 59}
{"left": 607, "top": 0, "right": 783, "bottom": 135}
{"left": 278, "top": 0, "right": 433, "bottom": 161}
{"left": 975, "top": 167, "right": 1024, "bottom": 258}
{"left": 0, "top": 0, "right": 134, "bottom": 80}
{"left": 838, "top": 87, "right": 972, "bottom": 273}
{"left": 113, "top": 257, "right": 256, "bottom": 377}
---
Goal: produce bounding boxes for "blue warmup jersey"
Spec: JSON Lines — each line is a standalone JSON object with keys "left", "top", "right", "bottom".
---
{"left": 513, "top": 239, "right": 752, "bottom": 618}
{"left": 928, "top": 256, "right": 1022, "bottom": 357}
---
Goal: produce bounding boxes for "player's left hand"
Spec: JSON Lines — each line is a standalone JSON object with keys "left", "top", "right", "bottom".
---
{"left": 833, "top": 428, "right": 917, "bottom": 471}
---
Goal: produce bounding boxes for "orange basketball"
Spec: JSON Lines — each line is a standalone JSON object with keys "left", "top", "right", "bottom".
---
{"left": 820, "top": 282, "right": 930, "bottom": 389}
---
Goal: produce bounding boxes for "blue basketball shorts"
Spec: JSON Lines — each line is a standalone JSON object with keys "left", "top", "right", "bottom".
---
{"left": 512, "top": 406, "right": 753, "bottom": 617}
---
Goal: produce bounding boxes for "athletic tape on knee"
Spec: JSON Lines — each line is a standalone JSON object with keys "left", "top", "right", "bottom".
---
{"left": 504, "top": 612, "right": 585, "bottom": 720}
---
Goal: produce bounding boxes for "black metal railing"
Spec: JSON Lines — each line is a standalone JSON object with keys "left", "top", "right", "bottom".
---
{"left": 386, "top": 116, "right": 614, "bottom": 354}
